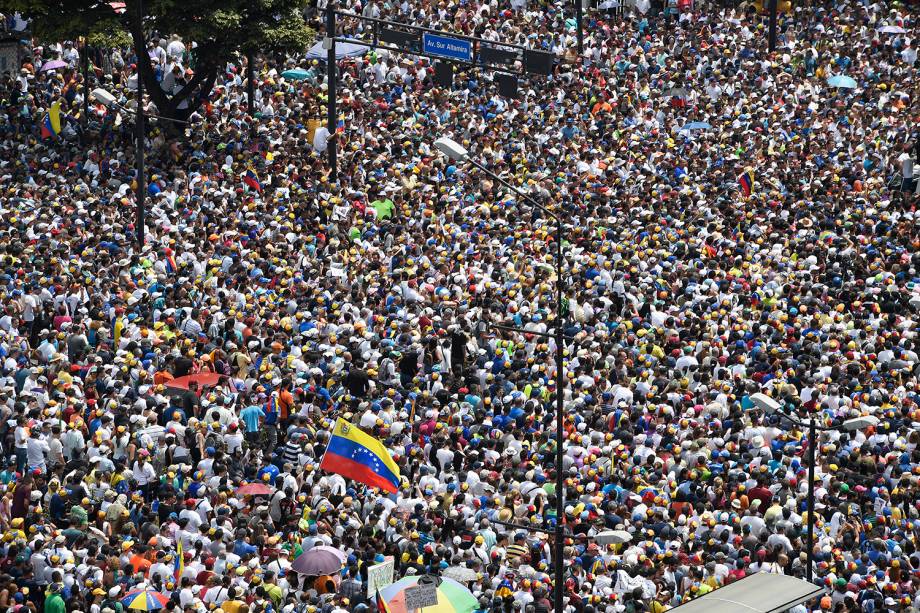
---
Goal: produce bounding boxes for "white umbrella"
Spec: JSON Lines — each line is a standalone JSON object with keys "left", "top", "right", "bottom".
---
{"left": 442, "top": 566, "right": 479, "bottom": 583}
{"left": 595, "top": 530, "right": 633, "bottom": 545}
{"left": 749, "top": 392, "right": 781, "bottom": 414}
{"left": 879, "top": 25, "right": 906, "bottom": 34}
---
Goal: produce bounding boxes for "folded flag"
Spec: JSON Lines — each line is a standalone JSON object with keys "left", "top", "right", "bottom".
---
{"left": 165, "top": 252, "right": 178, "bottom": 274}
{"left": 41, "top": 101, "right": 62, "bottom": 139}
{"left": 738, "top": 169, "right": 754, "bottom": 197}
{"left": 174, "top": 538, "right": 184, "bottom": 581}
{"left": 243, "top": 169, "right": 262, "bottom": 192}
{"left": 375, "top": 589, "right": 391, "bottom": 613}
{"left": 320, "top": 418, "right": 401, "bottom": 493}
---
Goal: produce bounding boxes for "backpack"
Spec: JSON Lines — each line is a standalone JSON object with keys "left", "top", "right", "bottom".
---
{"left": 205, "top": 429, "right": 224, "bottom": 453}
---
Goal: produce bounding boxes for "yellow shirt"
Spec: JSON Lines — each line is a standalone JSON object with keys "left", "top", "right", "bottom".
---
{"left": 221, "top": 600, "right": 245, "bottom": 613}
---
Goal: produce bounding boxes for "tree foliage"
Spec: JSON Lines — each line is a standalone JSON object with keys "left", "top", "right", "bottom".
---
{"left": 5, "top": 0, "right": 314, "bottom": 122}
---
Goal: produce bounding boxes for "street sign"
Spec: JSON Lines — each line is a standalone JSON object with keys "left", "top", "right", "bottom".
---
{"left": 404, "top": 584, "right": 439, "bottom": 610}
{"left": 366, "top": 557, "right": 395, "bottom": 598}
{"left": 422, "top": 33, "right": 473, "bottom": 62}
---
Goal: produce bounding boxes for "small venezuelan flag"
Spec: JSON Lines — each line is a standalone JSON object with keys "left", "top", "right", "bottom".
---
{"left": 243, "top": 169, "right": 262, "bottom": 192}
{"left": 320, "top": 419, "right": 401, "bottom": 493}
{"left": 336, "top": 116, "right": 345, "bottom": 133}
{"left": 738, "top": 169, "right": 754, "bottom": 198}
{"left": 40, "top": 101, "right": 62, "bottom": 139}
{"left": 375, "top": 589, "right": 391, "bottom": 613}
{"left": 174, "top": 539, "right": 184, "bottom": 581}
{"left": 165, "top": 254, "right": 178, "bottom": 274}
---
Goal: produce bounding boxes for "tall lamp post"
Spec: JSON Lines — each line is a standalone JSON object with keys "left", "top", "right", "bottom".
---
{"left": 433, "top": 136, "right": 567, "bottom": 612}
{"left": 751, "top": 393, "right": 879, "bottom": 583}
{"left": 134, "top": 0, "right": 145, "bottom": 248}
{"left": 91, "top": 87, "right": 194, "bottom": 249}
{"left": 768, "top": 0, "right": 778, "bottom": 52}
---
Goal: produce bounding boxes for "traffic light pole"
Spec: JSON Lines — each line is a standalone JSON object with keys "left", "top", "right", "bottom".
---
{"left": 326, "top": 2, "right": 338, "bottom": 181}
{"left": 768, "top": 0, "right": 778, "bottom": 52}
{"left": 135, "top": 0, "right": 146, "bottom": 249}
{"left": 576, "top": 0, "right": 584, "bottom": 58}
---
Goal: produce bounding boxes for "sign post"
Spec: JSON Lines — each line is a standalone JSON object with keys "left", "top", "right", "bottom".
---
{"left": 366, "top": 557, "right": 395, "bottom": 598}
{"left": 404, "top": 584, "right": 439, "bottom": 611}
{"left": 422, "top": 33, "right": 473, "bottom": 62}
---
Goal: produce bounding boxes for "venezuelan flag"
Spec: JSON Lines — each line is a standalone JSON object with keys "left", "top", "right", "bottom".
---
{"left": 320, "top": 419, "right": 401, "bottom": 493}
{"left": 40, "top": 101, "right": 62, "bottom": 139}
{"left": 174, "top": 538, "right": 184, "bottom": 581}
{"left": 243, "top": 169, "right": 262, "bottom": 192}
{"left": 738, "top": 169, "right": 754, "bottom": 197}
{"left": 336, "top": 116, "right": 345, "bottom": 133}
{"left": 165, "top": 254, "right": 178, "bottom": 274}
{"left": 375, "top": 589, "right": 391, "bottom": 613}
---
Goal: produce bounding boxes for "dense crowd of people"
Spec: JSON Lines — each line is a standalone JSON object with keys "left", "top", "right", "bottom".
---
{"left": 0, "top": 0, "right": 919, "bottom": 611}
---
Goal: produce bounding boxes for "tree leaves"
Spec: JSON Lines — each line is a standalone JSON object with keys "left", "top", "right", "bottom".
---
{"left": 12, "top": 0, "right": 314, "bottom": 124}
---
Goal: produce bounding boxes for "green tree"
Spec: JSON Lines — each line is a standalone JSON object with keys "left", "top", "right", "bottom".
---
{"left": 6, "top": 0, "right": 313, "bottom": 122}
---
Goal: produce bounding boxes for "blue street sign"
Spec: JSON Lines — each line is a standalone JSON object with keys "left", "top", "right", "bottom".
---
{"left": 422, "top": 33, "right": 473, "bottom": 62}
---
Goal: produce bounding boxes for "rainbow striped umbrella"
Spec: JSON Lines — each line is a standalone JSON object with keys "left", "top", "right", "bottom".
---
{"left": 379, "top": 576, "right": 477, "bottom": 613}
{"left": 121, "top": 589, "right": 170, "bottom": 611}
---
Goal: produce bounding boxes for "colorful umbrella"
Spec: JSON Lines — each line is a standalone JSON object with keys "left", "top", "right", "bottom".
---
{"left": 235, "top": 483, "right": 274, "bottom": 496}
{"left": 164, "top": 372, "right": 225, "bottom": 391}
{"left": 291, "top": 547, "right": 346, "bottom": 575}
{"left": 121, "top": 589, "right": 170, "bottom": 611}
{"left": 379, "top": 576, "right": 477, "bottom": 613}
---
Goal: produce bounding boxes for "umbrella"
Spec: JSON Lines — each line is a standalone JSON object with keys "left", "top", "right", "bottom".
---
{"left": 40, "top": 59, "right": 67, "bottom": 72}
{"left": 679, "top": 121, "right": 711, "bottom": 131}
{"left": 306, "top": 41, "right": 369, "bottom": 60}
{"left": 281, "top": 69, "right": 310, "bottom": 80}
{"left": 879, "top": 25, "right": 906, "bottom": 34}
{"left": 164, "top": 372, "right": 225, "bottom": 391}
{"left": 235, "top": 483, "right": 274, "bottom": 496}
{"left": 291, "top": 547, "right": 346, "bottom": 575}
{"left": 311, "top": 545, "right": 348, "bottom": 562}
{"left": 121, "top": 590, "right": 170, "bottom": 611}
{"left": 595, "top": 530, "right": 633, "bottom": 546}
{"left": 380, "top": 576, "right": 477, "bottom": 613}
{"left": 441, "top": 566, "right": 479, "bottom": 583}
{"left": 749, "top": 392, "right": 781, "bottom": 414}
{"left": 663, "top": 86, "right": 688, "bottom": 98}
{"left": 826, "top": 75, "right": 857, "bottom": 89}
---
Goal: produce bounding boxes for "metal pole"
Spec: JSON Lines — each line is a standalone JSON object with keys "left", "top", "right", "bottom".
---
{"left": 135, "top": 0, "right": 145, "bottom": 249}
{"left": 576, "top": 0, "right": 584, "bottom": 58}
{"left": 806, "top": 418, "right": 815, "bottom": 583}
{"left": 82, "top": 40, "right": 90, "bottom": 133}
{"left": 554, "top": 219, "right": 565, "bottom": 613}
{"left": 326, "top": 2, "right": 338, "bottom": 181}
{"left": 768, "top": 0, "right": 778, "bottom": 52}
{"left": 246, "top": 49, "right": 255, "bottom": 130}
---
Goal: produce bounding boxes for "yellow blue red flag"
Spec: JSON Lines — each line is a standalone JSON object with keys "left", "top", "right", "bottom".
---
{"left": 320, "top": 419, "right": 401, "bottom": 493}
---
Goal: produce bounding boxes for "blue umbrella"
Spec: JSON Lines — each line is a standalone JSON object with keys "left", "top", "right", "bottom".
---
{"left": 281, "top": 69, "right": 310, "bottom": 80}
{"left": 826, "top": 75, "right": 857, "bottom": 89}
{"left": 679, "top": 121, "right": 711, "bottom": 131}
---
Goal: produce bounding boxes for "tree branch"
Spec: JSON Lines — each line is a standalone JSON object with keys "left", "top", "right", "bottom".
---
{"left": 187, "top": 69, "right": 218, "bottom": 118}
{"left": 127, "top": 6, "right": 169, "bottom": 113}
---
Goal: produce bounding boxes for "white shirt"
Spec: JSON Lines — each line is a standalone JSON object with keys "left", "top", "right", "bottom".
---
{"left": 899, "top": 152, "right": 914, "bottom": 179}
{"left": 132, "top": 460, "right": 157, "bottom": 485}
{"left": 26, "top": 436, "right": 50, "bottom": 471}
{"left": 313, "top": 127, "right": 331, "bottom": 153}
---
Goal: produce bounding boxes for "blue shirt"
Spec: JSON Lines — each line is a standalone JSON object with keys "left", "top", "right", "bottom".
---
{"left": 240, "top": 405, "right": 265, "bottom": 433}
